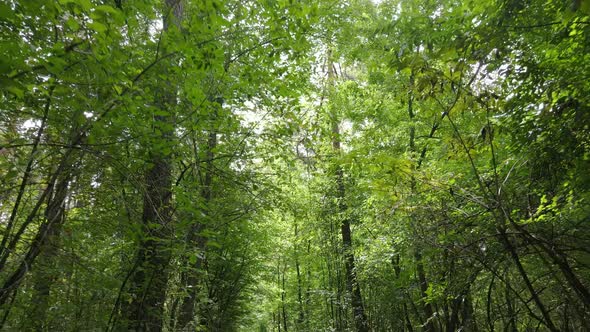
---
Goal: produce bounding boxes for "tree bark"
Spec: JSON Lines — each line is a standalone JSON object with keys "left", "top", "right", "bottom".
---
{"left": 281, "top": 260, "right": 288, "bottom": 332}
{"left": 176, "top": 123, "right": 217, "bottom": 330}
{"left": 332, "top": 104, "right": 369, "bottom": 332}
{"left": 327, "top": 49, "right": 369, "bottom": 332}
{"left": 0, "top": 151, "right": 77, "bottom": 307}
{"left": 123, "top": 156, "right": 173, "bottom": 331}
{"left": 415, "top": 250, "right": 436, "bottom": 332}
{"left": 121, "top": 1, "right": 181, "bottom": 330}
{"left": 294, "top": 221, "right": 305, "bottom": 327}
{"left": 29, "top": 173, "right": 70, "bottom": 331}
{"left": 407, "top": 70, "right": 436, "bottom": 332}
{"left": 498, "top": 227, "right": 558, "bottom": 332}
{"left": 0, "top": 85, "right": 54, "bottom": 264}
{"left": 505, "top": 270, "right": 518, "bottom": 332}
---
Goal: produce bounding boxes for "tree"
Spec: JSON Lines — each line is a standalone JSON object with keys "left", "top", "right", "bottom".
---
{"left": 1, "top": 0, "right": 589, "bottom": 330}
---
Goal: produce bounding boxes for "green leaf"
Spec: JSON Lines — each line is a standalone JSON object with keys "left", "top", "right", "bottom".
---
{"left": 0, "top": 3, "right": 14, "bottom": 22}
{"left": 6, "top": 86, "right": 24, "bottom": 99}
{"left": 207, "top": 240, "right": 222, "bottom": 249}
{"left": 66, "top": 17, "right": 80, "bottom": 31}
{"left": 88, "top": 21, "right": 108, "bottom": 34}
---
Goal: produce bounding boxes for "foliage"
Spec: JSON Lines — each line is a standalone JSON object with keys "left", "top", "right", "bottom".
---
{"left": 0, "top": 0, "right": 589, "bottom": 331}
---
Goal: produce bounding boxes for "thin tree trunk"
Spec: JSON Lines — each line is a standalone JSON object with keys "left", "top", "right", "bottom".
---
{"left": 277, "top": 259, "right": 282, "bottom": 332}
{"left": 0, "top": 85, "right": 54, "bottom": 263}
{"left": 294, "top": 221, "right": 305, "bottom": 327}
{"left": 29, "top": 173, "right": 70, "bottom": 330}
{"left": 392, "top": 254, "right": 414, "bottom": 332}
{"left": 461, "top": 294, "right": 477, "bottom": 332}
{"left": 282, "top": 260, "right": 288, "bottom": 332}
{"left": 177, "top": 125, "right": 217, "bottom": 330}
{"left": 304, "top": 240, "right": 311, "bottom": 325}
{"left": 324, "top": 248, "right": 335, "bottom": 328}
{"left": 407, "top": 70, "right": 436, "bottom": 332}
{"left": 498, "top": 227, "right": 558, "bottom": 332}
{"left": 487, "top": 273, "right": 495, "bottom": 332}
{"left": 331, "top": 100, "right": 369, "bottom": 332}
{"left": 0, "top": 151, "right": 77, "bottom": 307}
{"left": 505, "top": 270, "right": 518, "bottom": 332}
{"left": 415, "top": 250, "right": 436, "bottom": 332}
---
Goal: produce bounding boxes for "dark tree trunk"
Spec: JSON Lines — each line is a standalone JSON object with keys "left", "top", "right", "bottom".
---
{"left": 498, "top": 227, "right": 558, "bottom": 332}
{"left": 505, "top": 271, "right": 518, "bottom": 332}
{"left": 0, "top": 150, "right": 77, "bottom": 308}
{"left": 29, "top": 174, "right": 70, "bottom": 330}
{"left": 294, "top": 222, "right": 305, "bottom": 327}
{"left": 0, "top": 86, "right": 54, "bottom": 265}
{"left": 326, "top": 49, "right": 369, "bottom": 332}
{"left": 461, "top": 294, "right": 477, "bottom": 332}
{"left": 415, "top": 250, "right": 436, "bottom": 332}
{"left": 121, "top": 1, "right": 182, "bottom": 330}
{"left": 333, "top": 114, "right": 369, "bottom": 332}
{"left": 282, "top": 260, "right": 288, "bottom": 332}
{"left": 124, "top": 155, "right": 173, "bottom": 331}
{"left": 392, "top": 254, "right": 414, "bottom": 332}
{"left": 407, "top": 70, "right": 436, "bottom": 332}
{"left": 177, "top": 124, "right": 217, "bottom": 330}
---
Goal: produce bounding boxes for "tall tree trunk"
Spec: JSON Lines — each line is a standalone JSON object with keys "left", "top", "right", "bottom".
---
{"left": 294, "top": 221, "right": 305, "bottom": 328}
{"left": 177, "top": 123, "right": 217, "bottom": 330}
{"left": 415, "top": 250, "right": 436, "bottom": 332}
{"left": 123, "top": 157, "right": 173, "bottom": 331}
{"left": 326, "top": 51, "right": 369, "bottom": 332}
{"left": 281, "top": 260, "right": 288, "bottom": 332}
{"left": 505, "top": 270, "right": 518, "bottom": 332}
{"left": 497, "top": 227, "right": 558, "bottom": 332}
{"left": 0, "top": 85, "right": 54, "bottom": 264}
{"left": 304, "top": 240, "right": 312, "bottom": 326}
{"left": 29, "top": 173, "right": 71, "bottom": 330}
{"left": 0, "top": 149, "right": 78, "bottom": 308}
{"left": 331, "top": 108, "right": 368, "bottom": 332}
{"left": 407, "top": 70, "right": 436, "bottom": 332}
{"left": 461, "top": 294, "right": 477, "bottom": 332}
{"left": 277, "top": 259, "right": 282, "bottom": 332}
{"left": 122, "top": 1, "right": 182, "bottom": 330}
{"left": 392, "top": 254, "right": 414, "bottom": 332}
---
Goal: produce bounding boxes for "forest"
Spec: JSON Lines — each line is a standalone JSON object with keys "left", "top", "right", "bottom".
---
{"left": 0, "top": 0, "right": 589, "bottom": 331}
